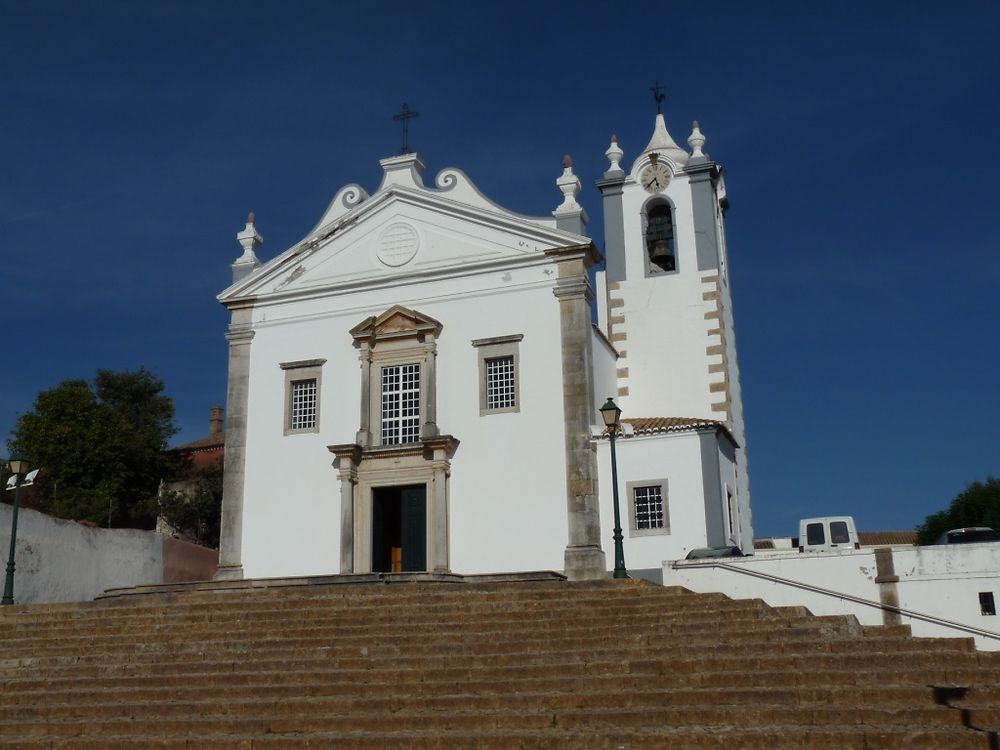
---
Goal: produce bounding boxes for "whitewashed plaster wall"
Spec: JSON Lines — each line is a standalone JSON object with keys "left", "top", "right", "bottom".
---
{"left": 239, "top": 267, "right": 570, "bottom": 578}
{"left": 0, "top": 503, "right": 161, "bottom": 604}
{"left": 613, "top": 172, "right": 720, "bottom": 420}
{"left": 595, "top": 430, "right": 721, "bottom": 573}
{"left": 591, "top": 326, "right": 619, "bottom": 413}
{"left": 664, "top": 546, "right": 1000, "bottom": 650}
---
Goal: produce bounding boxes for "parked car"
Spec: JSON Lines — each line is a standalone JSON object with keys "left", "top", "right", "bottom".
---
{"left": 935, "top": 527, "right": 1000, "bottom": 545}
{"left": 798, "top": 516, "right": 860, "bottom": 553}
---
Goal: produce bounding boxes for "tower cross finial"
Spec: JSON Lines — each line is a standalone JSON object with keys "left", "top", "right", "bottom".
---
{"left": 392, "top": 102, "right": 420, "bottom": 155}
{"left": 650, "top": 81, "right": 666, "bottom": 114}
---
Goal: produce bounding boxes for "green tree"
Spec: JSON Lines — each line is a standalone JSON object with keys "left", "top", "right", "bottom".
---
{"left": 7, "top": 368, "right": 178, "bottom": 528}
{"left": 156, "top": 462, "right": 223, "bottom": 548}
{"left": 916, "top": 477, "right": 1000, "bottom": 545}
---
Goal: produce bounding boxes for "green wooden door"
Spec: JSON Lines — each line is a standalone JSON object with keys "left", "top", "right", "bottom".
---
{"left": 400, "top": 485, "right": 427, "bottom": 572}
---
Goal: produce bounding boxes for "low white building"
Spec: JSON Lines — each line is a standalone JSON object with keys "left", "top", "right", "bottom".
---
{"left": 215, "top": 107, "right": 752, "bottom": 582}
{"left": 666, "top": 543, "right": 1000, "bottom": 650}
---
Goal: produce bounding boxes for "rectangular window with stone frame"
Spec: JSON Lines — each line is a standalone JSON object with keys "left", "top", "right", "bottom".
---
{"left": 381, "top": 362, "right": 421, "bottom": 444}
{"left": 626, "top": 479, "right": 670, "bottom": 537}
{"left": 281, "top": 359, "right": 325, "bottom": 435}
{"left": 472, "top": 334, "right": 522, "bottom": 416}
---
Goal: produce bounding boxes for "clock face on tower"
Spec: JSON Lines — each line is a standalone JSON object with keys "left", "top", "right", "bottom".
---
{"left": 640, "top": 162, "right": 671, "bottom": 193}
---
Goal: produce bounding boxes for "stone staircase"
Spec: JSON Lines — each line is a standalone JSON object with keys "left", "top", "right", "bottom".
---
{"left": 0, "top": 578, "right": 998, "bottom": 748}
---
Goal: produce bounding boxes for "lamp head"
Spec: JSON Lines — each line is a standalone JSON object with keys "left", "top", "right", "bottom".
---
{"left": 7, "top": 458, "right": 28, "bottom": 476}
{"left": 599, "top": 398, "right": 622, "bottom": 429}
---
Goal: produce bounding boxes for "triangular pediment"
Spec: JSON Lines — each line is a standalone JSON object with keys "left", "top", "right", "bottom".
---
{"left": 349, "top": 305, "right": 443, "bottom": 343}
{"left": 219, "top": 173, "right": 590, "bottom": 304}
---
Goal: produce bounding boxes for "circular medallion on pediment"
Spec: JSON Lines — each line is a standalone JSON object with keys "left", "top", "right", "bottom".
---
{"left": 375, "top": 222, "right": 420, "bottom": 267}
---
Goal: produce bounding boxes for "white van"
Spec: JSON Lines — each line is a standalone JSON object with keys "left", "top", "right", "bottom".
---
{"left": 798, "top": 516, "right": 860, "bottom": 553}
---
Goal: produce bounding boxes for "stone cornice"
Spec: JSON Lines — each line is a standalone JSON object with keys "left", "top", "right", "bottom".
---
{"left": 685, "top": 159, "right": 720, "bottom": 179}
{"left": 225, "top": 327, "right": 255, "bottom": 344}
{"left": 595, "top": 175, "right": 626, "bottom": 192}
{"left": 220, "top": 186, "right": 591, "bottom": 306}
{"left": 349, "top": 304, "right": 444, "bottom": 344}
{"left": 221, "top": 297, "right": 257, "bottom": 312}
{"left": 544, "top": 242, "right": 602, "bottom": 269}
{"left": 279, "top": 358, "right": 326, "bottom": 370}
{"left": 327, "top": 435, "right": 460, "bottom": 462}
{"left": 552, "top": 276, "right": 594, "bottom": 303}
{"left": 220, "top": 251, "right": 564, "bottom": 309}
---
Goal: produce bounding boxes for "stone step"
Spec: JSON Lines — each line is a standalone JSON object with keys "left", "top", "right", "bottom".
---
{"left": 6, "top": 668, "right": 1000, "bottom": 712}
{"left": 4, "top": 686, "right": 1000, "bottom": 724}
{"left": 1, "top": 650, "right": 990, "bottom": 695}
{"left": 0, "top": 618, "right": 880, "bottom": 658}
{"left": 0, "top": 593, "right": 793, "bottom": 632}
{"left": 0, "top": 579, "right": 996, "bottom": 748}
{"left": 0, "top": 603, "right": 830, "bottom": 641}
{"left": 0, "top": 580, "right": 682, "bottom": 612}
{"left": 0, "top": 637, "right": 977, "bottom": 679}
{"left": 0, "top": 702, "right": 992, "bottom": 737}
{"left": 0, "top": 726, "right": 991, "bottom": 750}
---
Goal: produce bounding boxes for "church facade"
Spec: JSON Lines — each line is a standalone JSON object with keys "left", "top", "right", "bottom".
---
{"left": 215, "top": 110, "right": 751, "bottom": 582}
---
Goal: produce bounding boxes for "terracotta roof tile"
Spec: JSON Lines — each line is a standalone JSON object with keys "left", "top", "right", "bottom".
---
{"left": 858, "top": 531, "right": 916, "bottom": 546}
{"left": 623, "top": 417, "right": 725, "bottom": 434}
{"left": 173, "top": 432, "right": 226, "bottom": 452}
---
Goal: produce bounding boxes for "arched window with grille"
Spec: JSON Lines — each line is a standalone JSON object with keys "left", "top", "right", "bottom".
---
{"left": 645, "top": 202, "right": 676, "bottom": 273}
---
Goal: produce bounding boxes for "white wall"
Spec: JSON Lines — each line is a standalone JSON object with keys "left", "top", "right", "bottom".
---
{"left": 596, "top": 431, "right": 710, "bottom": 573}
{"left": 591, "top": 325, "right": 619, "bottom": 414}
{"left": 0, "top": 503, "right": 162, "bottom": 604}
{"left": 239, "top": 264, "right": 570, "bottom": 578}
{"left": 614, "top": 171, "right": 722, "bottom": 420}
{"left": 664, "top": 545, "right": 1000, "bottom": 650}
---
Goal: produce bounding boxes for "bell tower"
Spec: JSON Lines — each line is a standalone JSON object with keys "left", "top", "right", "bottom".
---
{"left": 595, "top": 108, "right": 750, "bottom": 509}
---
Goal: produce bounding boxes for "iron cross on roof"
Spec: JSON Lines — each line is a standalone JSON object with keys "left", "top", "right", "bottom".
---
{"left": 393, "top": 102, "right": 420, "bottom": 154}
{"left": 650, "top": 82, "right": 666, "bottom": 114}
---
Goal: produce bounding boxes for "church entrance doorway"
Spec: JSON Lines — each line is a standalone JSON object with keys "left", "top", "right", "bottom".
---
{"left": 371, "top": 484, "right": 427, "bottom": 572}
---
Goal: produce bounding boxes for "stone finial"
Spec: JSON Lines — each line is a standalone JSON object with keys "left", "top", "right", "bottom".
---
{"left": 233, "top": 211, "right": 263, "bottom": 278}
{"left": 605, "top": 134, "right": 624, "bottom": 173}
{"left": 688, "top": 120, "right": 707, "bottom": 158}
{"left": 554, "top": 154, "right": 583, "bottom": 213}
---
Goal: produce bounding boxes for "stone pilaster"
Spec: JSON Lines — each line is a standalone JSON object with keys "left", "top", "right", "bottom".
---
{"left": 429, "top": 442, "right": 450, "bottom": 573}
{"left": 216, "top": 303, "right": 254, "bottom": 580}
{"left": 421, "top": 335, "right": 439, "bottom": 438}
{"left": 330, "top": 444, "right": 362, "bottom": 574}
{"left": 546, "top": 244, "right": 607, "bottom": 580}
{"left": 356, "top": 345, "right": 372, "bottom": 446}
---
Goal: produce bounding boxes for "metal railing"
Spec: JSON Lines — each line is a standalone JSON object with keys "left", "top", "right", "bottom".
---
{"left": 676, "top": 560, "right": 1000, "bottom": 642}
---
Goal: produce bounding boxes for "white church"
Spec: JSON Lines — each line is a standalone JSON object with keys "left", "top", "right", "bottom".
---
{"left": 215, "top": 107, "right": 752, "bottom": 582}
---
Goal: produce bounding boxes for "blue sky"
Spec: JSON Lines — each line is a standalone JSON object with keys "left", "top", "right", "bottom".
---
{"left": 2, "top": 1, "right": 997, "bottom": 537}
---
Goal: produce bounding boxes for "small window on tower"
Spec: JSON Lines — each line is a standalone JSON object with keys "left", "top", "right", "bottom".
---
{"left": 626, "top": 479, "right": 670, "bottom": 537}
{"left": 646, "top": 203, "right": 676, "bottom": 273}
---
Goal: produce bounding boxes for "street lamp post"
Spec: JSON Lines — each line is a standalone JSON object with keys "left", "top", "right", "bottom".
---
{"left": 2, "top": 458, "right": 29, "bottom": 606}
{"left": 600, "top": 398, "right": 629, "bottom": 580}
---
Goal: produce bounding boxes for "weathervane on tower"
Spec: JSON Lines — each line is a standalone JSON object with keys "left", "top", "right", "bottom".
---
{"left": 650, "top": 82, "right": 666, "bottom": 114}
{"left": 393, "top": 102, "right": 420, "bottom": 154}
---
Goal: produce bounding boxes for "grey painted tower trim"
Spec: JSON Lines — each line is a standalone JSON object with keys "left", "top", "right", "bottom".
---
{"left": 596, "top": 175, "right": 626, "bottom": 283}
{"left": 698, "top": 429, "right": 727, "bottom": 549}
{"left": 687, "top": 162, "right": 722, "bottom": 272}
